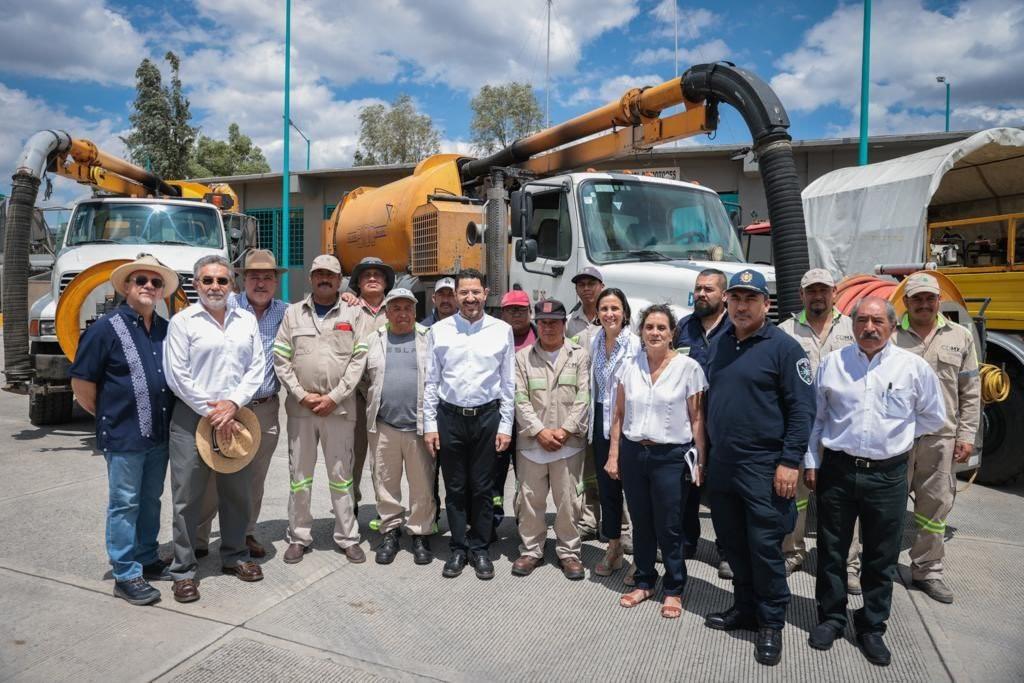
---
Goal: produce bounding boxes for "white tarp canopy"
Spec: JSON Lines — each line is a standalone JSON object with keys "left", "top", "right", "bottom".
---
{"left": 802, "top": 127, "right": 1024, "bottom": 278}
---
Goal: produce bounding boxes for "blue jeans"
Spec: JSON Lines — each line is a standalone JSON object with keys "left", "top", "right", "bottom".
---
{"left": 104, "top": 444, "right": 169, "bottom": 581}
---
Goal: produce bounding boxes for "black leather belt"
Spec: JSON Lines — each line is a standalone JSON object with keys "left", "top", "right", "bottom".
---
{"left": 248, "top": 394, "right": 279, "bottom": 407}
{"left": 440, "top": 399, "right": 499, "bottom": 417}
{"left": 825, "top": 448, "right": 908, "bottom": 470}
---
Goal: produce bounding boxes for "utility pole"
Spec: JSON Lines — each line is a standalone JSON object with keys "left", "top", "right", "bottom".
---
{"left": 937, "top": 76, "right": 951, "bottom": 132}
{"left": 281, "top": 0, "right": 292, "bottom": 296}
{"left": 858, "top": 0, "right": 872, "bottom": 166}
{"left": 546, "top": 0, "right": 551, "bottom": 128}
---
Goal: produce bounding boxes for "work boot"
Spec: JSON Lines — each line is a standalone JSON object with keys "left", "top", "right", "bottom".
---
{"left": 283, "top": 543, "right": 310, "bottom": 564}
{"left": 705, "top": 606, "right": 758, "bottom": 632}
{"left": 808, "top": 622, "right": 842, "bottom": 651}
{"left": 113, "top": 577, "right": 161, "bottom": 606}
{"left": 913, "top": 578, "right": 954, "bottom": 604}
{"left": 847, "top": 571, "right": 862, "bottom": 595}
{"left": 340, "top": 544, "right": 366, "bottom": 564}
{"left": 856, "top": 632, "right": 891, "bottom": 666}
{"left": 375, "top": 530, "right": 400, "bottom": 565}
{"left": 511, "top": 555, "right": 543, "bottom": 576}
{"left": 472, "top": 553, "right": 495, "bottom": 580}
{"left": 754, "top": 628, "right": 783, "bottom": 666}
{"left": 442, "top": 550, "right": 467, "bottom": 578}
{"left": 718, "top": 560, "right": 734, "bottom": 580}
{"left": 411, "top": 535, "right": 433, "bottom": 565}
{"left": 560, "top": 557, "right": 585, "bottom": 581}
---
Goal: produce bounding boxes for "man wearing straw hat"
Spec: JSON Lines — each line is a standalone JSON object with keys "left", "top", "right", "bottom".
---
{"left": 195, "top": 249, "right": 288, "bottom": 560}
{"left": 164, "top": 255, "right": 268, "bottom": 603}
{"left": 70, "top": 254, "right": 178, "bottom": 606}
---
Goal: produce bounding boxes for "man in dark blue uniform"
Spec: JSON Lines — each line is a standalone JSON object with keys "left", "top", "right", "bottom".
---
{"left": 673, "top": 268, "right": 732, "bottom": 575}
{"left": 704, "top": 269, "right": 815, "bottom": 667}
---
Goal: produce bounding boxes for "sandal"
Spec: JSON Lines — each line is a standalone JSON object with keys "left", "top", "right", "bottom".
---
{"left": 595, "top": 546, "right": 625, "bottom": 576}
{"left": 661, "top": 596, "right": 682, "bottom": 619}
{"left": 619, "top": 588, "right": 653, "bottom": 608}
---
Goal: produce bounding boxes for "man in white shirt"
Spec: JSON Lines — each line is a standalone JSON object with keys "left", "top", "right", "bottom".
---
{"left": 424, "top": 268, "right": 515, "bottom": 580}
{"left": 804, "top": 296, "right": 945, "bottom": 666}
{"left": 164, "top": 255, "right": 267, "bottom": 603}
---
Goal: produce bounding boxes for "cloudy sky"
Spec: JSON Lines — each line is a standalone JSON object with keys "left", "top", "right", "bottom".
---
{"left": 1, "top": 0, "right": 1022, "bottom": 207}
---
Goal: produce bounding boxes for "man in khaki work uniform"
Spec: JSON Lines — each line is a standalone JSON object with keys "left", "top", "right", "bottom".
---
{"left": 511, "top": 298, "right": 591, "bottom": 581}
{"left": 778, "top": 268, "right": 858, "bottom": 586}
{"left": 365, "top": 288, "right": 436, "bottom": 566}
{"left": 275, "top": 255, "right": 369, "bottom": 564}
{"left": 894, "top": 272, "right": 981, "bottom": 604}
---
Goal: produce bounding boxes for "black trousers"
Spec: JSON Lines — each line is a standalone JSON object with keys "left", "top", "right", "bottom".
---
{"left": 491, "top": 429, "right": 517, "bottom": 527}
{"left": 816, "top": 449, "right": 908, "bottom": 634}
{"left": 592, "top": 403, "right": 626, "bottom": 540}
{"left": 709, "top": 459, "right": 795, "bottom": 629}
{"left": 437, "top": 403, "right": 500, "bottom": 555}
{"left": 682, "top": 480, "right": 702, "bottom": 553}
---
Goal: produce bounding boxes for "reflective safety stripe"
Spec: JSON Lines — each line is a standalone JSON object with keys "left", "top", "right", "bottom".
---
{"left": 575, "top": 480, "right": 585, "bottom": 496}
{"left": 575, "top": 390, "right": 590, "bottom": 404}
{"left": 557, "top": 374, "right": 577, "bottom": 386}
{"left": 570, "top": 334, "right": 581, "bottom": 344}
{"left": 273, "top": 342, "right": 293, "bottom": 358}
{"left": 675, "top": 347, "right": 691, "bottom": 355}
{"left": 514, "top": 391, "right": 530, "bottom": 403}
{"left": 582, "top": 475, "right": 598, "bottom": 486}
{"left": 913, "top": 512, "right": 946, "bottom": 534}
{"left": 352, "top": 343, "right": 369, "bottom": 354}
{"left": 528, "top": 377, "right": 547, "bottom": 390}
{"left": 492, "top": 495, "right": 503, "bottom": 507}
{"left": 368, "top": 518, "right": 381, "bottom": 531}
{"left": 329, "top": 478, "right": 353, "bottom": 493}
{"left": 290, "top": 477, "right": 313, "bottom": 492}
{"left": 795, "top": 498, "right": 809, "bottom": 512}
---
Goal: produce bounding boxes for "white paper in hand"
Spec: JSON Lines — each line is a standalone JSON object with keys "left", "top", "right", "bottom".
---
{"left": 684, "top": 446, "right": 699, "bottom": 482}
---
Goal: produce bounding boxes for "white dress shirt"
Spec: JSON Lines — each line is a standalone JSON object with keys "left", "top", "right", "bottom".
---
{"left": 620, "top": 352, "right": 707, "bottom": 444}
{"left": 804, "top": 342, "right": 946, "bottom": 468}
{"left": 164, "top": 302, "right": 266, "bottom": 416}
{"left": 423, "top": 312, "right": 515, "bottom": 435}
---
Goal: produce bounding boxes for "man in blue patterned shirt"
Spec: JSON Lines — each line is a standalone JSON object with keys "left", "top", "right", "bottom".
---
{"left": 196, "top": 250, "right": 288, "bottom": 559}
{"left": 71, "top": 255, "right": 178, "bottom": 606}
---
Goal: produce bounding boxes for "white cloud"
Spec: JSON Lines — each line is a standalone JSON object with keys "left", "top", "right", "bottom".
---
{"left": 0, "top": 0, "right": 147, "bottom": 86}
{"left": 636, "top": 39, "right": 730, "bottom": 67}
{"left": 650, "top": 3, "right": 718, "bottom": 40}
{"left": 771, "top": 0, "right": 1024, "bottom": 133}
{"left": 567, "top": 73, "right": 665, "bottom": 106}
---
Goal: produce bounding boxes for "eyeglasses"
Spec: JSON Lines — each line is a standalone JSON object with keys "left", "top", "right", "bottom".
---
{"left": 200, "top": 276, "right": 231, "bottom": 286}
{"left": 130, "top": 275, "right": 165, "bottom": 289}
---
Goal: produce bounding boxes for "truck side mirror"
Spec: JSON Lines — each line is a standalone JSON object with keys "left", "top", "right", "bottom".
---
{"left": 516, "top": 238, "right": 538, "bottom": 263}
{"left": 510, "top": 190, "right": 532, "bottom": 239}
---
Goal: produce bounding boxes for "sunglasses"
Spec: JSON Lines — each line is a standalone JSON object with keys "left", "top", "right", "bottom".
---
{"left": 131, "top": 275, "right": 165, "bottom": 289}
{"left": 200, "top": 276, "right": 231, "bottom": 286}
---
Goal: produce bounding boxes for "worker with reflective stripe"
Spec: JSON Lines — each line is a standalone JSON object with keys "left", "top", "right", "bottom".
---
{"left": 364, "top": 289, "right": 436, "bottom": 566}
{"left": 275, "top": 255, "right": 368, "bottom": 564}
{"left": 511, "top": 298, "right": 591, "bottom": 580}
{"left": 777, "top": 268, "right": 856, "bottom": 582}
{"left": 893, "top": 272, "right": 981, "bottom": 604}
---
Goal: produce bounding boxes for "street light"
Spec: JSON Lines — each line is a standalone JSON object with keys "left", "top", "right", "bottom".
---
{"left": 288, "top": 118, "right": 311, "bottom": 171}
{"left": 936, "top": 76, "right": 951, "bottom": 132}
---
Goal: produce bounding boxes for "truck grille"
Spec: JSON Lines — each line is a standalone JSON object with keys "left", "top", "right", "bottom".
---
{"left": 58, "top": 271, "right": 79, "bottom": 295}
{"left": 58, "top": 270, "right": 197, "bottom": 304}
{"left": 411, "top": 208, "right": 439, "bottom": 275}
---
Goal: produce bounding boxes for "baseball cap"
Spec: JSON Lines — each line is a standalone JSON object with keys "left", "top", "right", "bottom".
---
{"left": 571, "top": 266, "right": 604, "bottom": 285}
{"left": 310, "top": 254, "right": 341, "bottom": 274}
{"left": 904, "top": 272, "right": 941, "bottom": 297}
{"left": 501, "top": 290, "right": 531, "bottom": 308}
{"left": 383, "top": 287, "right": 417, "bottom": 306}
{"left": 534, "top": 298, "right": 568, "bottom": 320}
{"left": 800, "top": 268, "right": 835, "bottom": 289}
{"left": 725, "top": 268, "right": 770, "bottom": 297}
{"left": 434, "top": 277, "right": 455, "bottom": 293}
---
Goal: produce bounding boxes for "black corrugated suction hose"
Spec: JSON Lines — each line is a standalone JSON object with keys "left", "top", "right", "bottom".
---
{"left": 2, "top": 172, "right": 40, "bottom": 388}
{"left": 757, "top": 141, "right": 810, "bottom": 317}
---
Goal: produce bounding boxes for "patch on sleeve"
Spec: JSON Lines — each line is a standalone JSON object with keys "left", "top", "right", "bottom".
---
{"left": 796, "top": 357, "right": 813, "bottom": 385}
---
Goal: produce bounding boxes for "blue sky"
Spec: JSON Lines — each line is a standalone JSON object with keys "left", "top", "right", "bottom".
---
{"left": 1, "top": 0, "right": 1022, "bottom": 206}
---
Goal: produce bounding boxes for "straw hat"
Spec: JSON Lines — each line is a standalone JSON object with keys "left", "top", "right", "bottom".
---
{"left": 196, "top": 407, "right": 262, "bottom": 474}
{"left": 235, "top": 248, "right": 287, "bottom": 274}
{"left": 111, "top": 253, "right": 179, "bottom": 297}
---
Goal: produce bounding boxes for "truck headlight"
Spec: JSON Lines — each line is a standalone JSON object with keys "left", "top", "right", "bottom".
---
{"left": 39, "top": 320, "right": 56, "bottom": 337}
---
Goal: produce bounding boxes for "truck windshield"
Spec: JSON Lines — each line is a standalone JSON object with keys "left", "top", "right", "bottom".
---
{"left": 578, "top": 179, "right": 744, "bottom": 264}
{"left": 65, "top": 202, "right": 223, "bottom": 249}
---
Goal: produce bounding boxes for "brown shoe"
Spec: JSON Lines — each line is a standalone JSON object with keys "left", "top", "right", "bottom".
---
{"left": 246, "top": 535, "right": 266, "bottom": 558}
{"left": 172, "top": 578, "right": 200, "bottom": 603}
{"left": 341, "top": 544, "right": 366, "bottom": 563}
{"left": 560, "top": 557, "right": 585, "bottom": 581}
{"left": 283, "top": 543, "right": 309, "bottom": 564}
{"left": 222, "top": 561, "right": 264, "bottom": 582}
{"left": 511, "top": 555, "right": 543, "bottom": 576}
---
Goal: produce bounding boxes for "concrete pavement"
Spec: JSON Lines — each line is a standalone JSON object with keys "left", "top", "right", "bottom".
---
{"left": 0, "top": 386, "right": 1022, "bottom": 682}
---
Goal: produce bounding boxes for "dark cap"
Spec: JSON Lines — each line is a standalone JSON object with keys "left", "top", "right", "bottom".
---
{"left": 571, "top": 266, "right": 603, "bottom": 285}
{"left": 725, "top": 268, "right": 770, "bottom": 297}
{"left": 349, "top": 256, "right": 395, "bottom": 295}
{"left": 534, "top": 298, "right": 567, "bottom": 320}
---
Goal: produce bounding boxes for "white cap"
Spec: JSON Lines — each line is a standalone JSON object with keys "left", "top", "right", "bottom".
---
{"left": 904, "top": 272, "right": 941, "bottom": 297}
{"left": 310, "top": 254, "right": 341, "bottom": 274}
{"left": 383, "top": 287, "right": 417, "bottom": 306}
{"left": 434, "top": 277, "right": 455, "bottom": 293}
{"left": 800, "top": 268, "right": 835, "bottom": 289}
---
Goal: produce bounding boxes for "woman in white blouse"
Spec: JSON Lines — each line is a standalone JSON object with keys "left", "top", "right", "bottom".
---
{"left": 606, "top": 304, "right": 708, "bottom": 619}
{"left": 588, "top": 288, "right": 642, "bottom": 579}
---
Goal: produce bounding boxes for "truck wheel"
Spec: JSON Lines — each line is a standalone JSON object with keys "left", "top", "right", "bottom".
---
{"left": 975, "top": 361, "right": 1024, "bottom": 486}
{"left": 28, "top": 391, "right": 74, "bottom": 426}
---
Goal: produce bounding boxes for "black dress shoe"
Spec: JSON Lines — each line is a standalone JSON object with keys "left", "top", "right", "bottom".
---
{"left": 375, "top": 530, "right": 400, "bottom": 565}
{"left": 412, "top": 535, "right": 433, "bottom": 565}
{"left": 705, "top": 607, "right": 758, "bottom": 632}
{"left": 808, "top": 623, "right": 841, "bottom": 651}
{"left": 473, "top": 553, "right": 495, "bottom": 580}
{"left": 754, "top": 627, "right": 783, "bottom": 666}
{"left": 113, "top": 577, "right": 160, "bottom": 606}
{"left": 442, "top": 551, "right": 467, "bottom": 578}
{"left": 856, "top": 632, "right": 891, "bottom": 666}
{"left": 142, "top": 558, "right": 172, "bottom": 581}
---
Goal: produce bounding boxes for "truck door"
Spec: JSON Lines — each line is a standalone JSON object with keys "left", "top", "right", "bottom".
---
{"left": 511, "top": 187, "right": 578, "bottom": 306}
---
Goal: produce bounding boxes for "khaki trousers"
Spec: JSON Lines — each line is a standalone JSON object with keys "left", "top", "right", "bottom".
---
{"left": 196, "top": 396, "right": 281, "bottom": 547}
{"left": 286, "top": 413, "right": 359, "bottom": 548}
{"left": 784, "top": 468, "right": 861, "bottom": 574}
{"left": 370, "top": 421, "right": 437, "bottom": 535}
{"left": 353, "top": 393, "right": 368, "bottom": 506}
{"left": 515, "top": 450, "right": 584, "bottom": 561}
{"left": 908, "top": 434, "right": 955, "bottom": 581}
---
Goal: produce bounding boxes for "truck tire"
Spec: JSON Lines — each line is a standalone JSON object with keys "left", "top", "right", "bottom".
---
{"left": 975, "top": 360, "right": 1024, "bottom": 486}
{"left": 29, "top": 391, "right": 73, "bottom": 426}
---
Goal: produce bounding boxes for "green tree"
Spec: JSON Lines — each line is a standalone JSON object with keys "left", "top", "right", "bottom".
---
{"left": 189, "top": 123, "right": 271, "bottom": 177}
{"left": 470, "top": 82, "right": 543, "bottom": 155}
{"left": 353, "top": 94, "right": 440, "bottom": 166}
{"left": 121, "top": 51, "right": 196, "bottom": 179}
